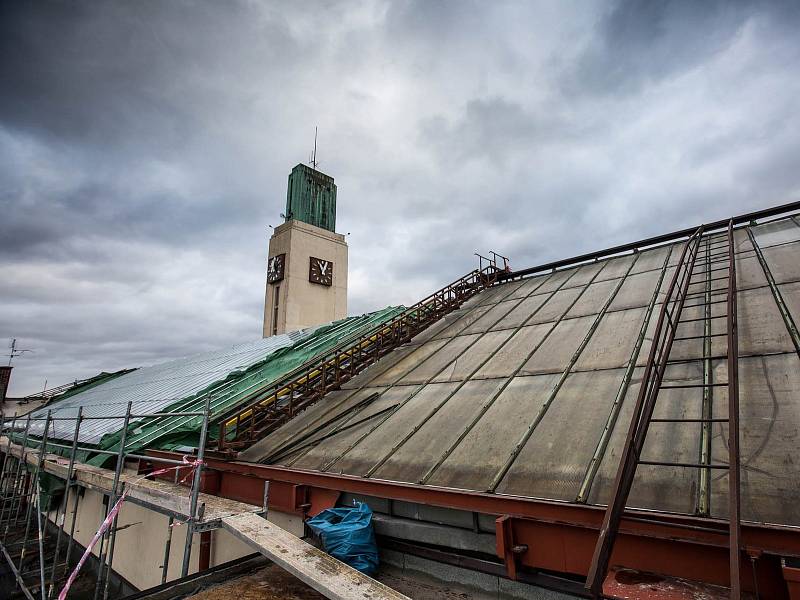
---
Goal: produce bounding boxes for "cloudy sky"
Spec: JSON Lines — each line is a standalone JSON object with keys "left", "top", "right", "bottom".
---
{"left": 2, "top": 0, "right": 799, "bottom": 395}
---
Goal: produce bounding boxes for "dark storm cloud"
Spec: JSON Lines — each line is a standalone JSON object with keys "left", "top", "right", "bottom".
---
{"left": 420, "top": 97, "right": 574, "bottom": 166}
{"left": 2, "top": 0, "right": 800, "bottom": 395}
{"left": 569, "top": 1, "right": 750, "bottom": 95}
{"left": 0, "top": 2, "right": 304, "bottom": 147}
{"left": 568, "top": 0, "right": 800, "bottom": 95}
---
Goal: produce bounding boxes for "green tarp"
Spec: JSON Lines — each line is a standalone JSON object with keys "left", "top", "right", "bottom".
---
{"left": 87, "top": 307, "right": 404, "bottom": 466}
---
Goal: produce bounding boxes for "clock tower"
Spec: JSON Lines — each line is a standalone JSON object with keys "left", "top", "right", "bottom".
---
{"left": 263, "top": 164, "right": 348, "bottom": 336}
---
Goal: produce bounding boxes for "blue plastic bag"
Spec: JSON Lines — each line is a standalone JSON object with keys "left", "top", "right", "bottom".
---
{"left": 306, "top": 502, "right": 379, "bottom": 575}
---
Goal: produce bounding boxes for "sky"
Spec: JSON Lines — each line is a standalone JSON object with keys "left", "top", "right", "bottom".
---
{"left": 2, "top": 0, "right": 799, "bottom": 396}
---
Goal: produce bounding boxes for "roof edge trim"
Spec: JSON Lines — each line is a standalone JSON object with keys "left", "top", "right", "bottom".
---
{"left": 501, "top": 200, "right": 800, "bottom": 282}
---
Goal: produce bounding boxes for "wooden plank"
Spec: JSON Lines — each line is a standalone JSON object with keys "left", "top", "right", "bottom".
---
{"left": 221, "top": 512, "right": 409, "bottom": 600}
{"left": 122, "top": 554, "right": 269, "bottom": 600}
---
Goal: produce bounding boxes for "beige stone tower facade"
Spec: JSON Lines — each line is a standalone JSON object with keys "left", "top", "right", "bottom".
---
{"left": 263, "top": 164, "right": 348, "bottom": 336}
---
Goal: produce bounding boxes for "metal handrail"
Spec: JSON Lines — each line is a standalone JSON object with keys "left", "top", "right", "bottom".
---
{"left": 214, "top": 264, "right": 502, "bottom": 451}
{"left": 18, "top": 380, "right": 88, "bottom": 403}
{"left": 217, "top": 267, "right": 499, "bottom": 445}
{"left": 213, "top": 268, "right": 482, "bottom": 425}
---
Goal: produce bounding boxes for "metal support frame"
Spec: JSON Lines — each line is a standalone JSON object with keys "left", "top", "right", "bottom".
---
{"left": 267, "top": 270, "right": 537, "bottom": 471}
{"left": 20, "top": 411, "right": 52, "bottom": 584}
{"left": 747, "top": 228, "right": 800, "bottom": 357}
{"left": 180, "top": 393, "right": 211, "bottom": 577}
{"left": 698, "top": 235, "right": 714, "bottom": 516}
{"left": 35, "top": 479, "right": 46, "bottom": 600}
{"left": 161, "top": 516, "right": 174, "bottom": 584}
{"left": 47, "top": 406, "right": 82, "bottom": 599}
{"left": 2, "top": 543, "right": 36, "bottom": 600}
{"left": 0, "top": 415, "right": 16, "bottom": 527}
{"left": 215, "top": 259, "right": 504, "bottom": 452}
{"left": 576, "top": 243, "right": 675, "bottom": 503}
{"left": 418, "top": 266, "right": 585, "bottom": 485}
{"left": 96, "top": 401, "right": 132, "bottom": 600}
{"left": 5, "top": 415, "right": 32, "bottom": 543}
{"left": 727, "top": 220, "right": 743, "bottom": 599}
{"left": 324, "top": 264, "right": 563, "bottom": 477}
{"left": 143, "top": 449, "right": 800, "bottom": 599}
{"left": 487, "top": 253, "right": 640, "bottom": 492}
{"left": 0, "top": 207, "right": 795, "bottom": 599}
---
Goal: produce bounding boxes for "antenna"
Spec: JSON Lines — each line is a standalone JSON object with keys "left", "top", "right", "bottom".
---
{"left": 309, "top": 126, "right": 319, "bottom": 170}
{"left": 6, "top": 338, "right": 33, "bottom": 367}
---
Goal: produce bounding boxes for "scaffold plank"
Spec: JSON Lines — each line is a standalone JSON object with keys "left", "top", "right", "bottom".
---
{"left": 221, "top": 512, "right": 409, "bottom": 600}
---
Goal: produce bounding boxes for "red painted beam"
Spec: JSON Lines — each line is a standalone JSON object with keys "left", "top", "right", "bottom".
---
{"left": 145, "top": 450, "right": 799, "bottom": 597}
{"left": 201, "top": 457, "right": 800, "bottom": 555}
{"left": 784, "top": 566, "right": 800, "bottom": 600}
{"left": 145, "top": 451, "right": 800, "bottom": 557}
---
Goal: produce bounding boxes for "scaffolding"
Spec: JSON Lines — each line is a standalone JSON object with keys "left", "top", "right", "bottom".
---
{"left": 0, "top": 397, "right": 211, "bottom": 600}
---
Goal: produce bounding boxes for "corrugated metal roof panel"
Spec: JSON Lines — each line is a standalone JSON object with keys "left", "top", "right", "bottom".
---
{"left": 24, "top": 307, "right": 406, "bottom": 458}
{"left": 28, "top": 330, "right": 312, "bottom": 445}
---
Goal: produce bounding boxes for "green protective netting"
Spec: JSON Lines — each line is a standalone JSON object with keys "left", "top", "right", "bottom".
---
{"left": 87, "top": 307, "right": 405, "bottom": 466}
{"left": 0, "top": 459, "right": 67, "bottom": 513}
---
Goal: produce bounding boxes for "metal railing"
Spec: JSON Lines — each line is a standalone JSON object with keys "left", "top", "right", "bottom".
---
{"left": 214, "top": 261, "right": 504, "bottom": 453}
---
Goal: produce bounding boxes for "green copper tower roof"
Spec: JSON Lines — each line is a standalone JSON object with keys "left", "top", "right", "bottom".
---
{"left": 285, "top": 163, "right": 337, "bottom": 232}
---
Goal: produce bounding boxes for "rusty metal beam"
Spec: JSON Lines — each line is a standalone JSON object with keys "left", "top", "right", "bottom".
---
{"left": 727, "top": 219, "right": 743, "bottom": 598}
{"left": 144, "top": 450, "right": 800, "bottom": 563}
{"left": 584, "top": 227, "right": 705, "bottom": 596}
{"left": 138, "top": 449, "right": 800, "bottom": 596}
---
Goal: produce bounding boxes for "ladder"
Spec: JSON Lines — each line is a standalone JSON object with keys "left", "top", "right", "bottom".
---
{"left": 586, "top": 220, "right": 741, "bottom": 597}
{"left": 213, "top": 260, "right": 503, "bottom": 453}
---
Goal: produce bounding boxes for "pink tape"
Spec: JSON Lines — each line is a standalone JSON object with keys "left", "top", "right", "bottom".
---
{"left": 57, "top": 456, "right": 203, "bottom": 600}
{"left": 57, "top": 489, "right": 127, "bottom": 600}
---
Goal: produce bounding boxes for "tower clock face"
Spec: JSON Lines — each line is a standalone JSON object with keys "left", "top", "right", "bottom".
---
{"left": 267, "top": 254, "right": 285, "bottom": 283}
{"left": 309, "top": 257, "right": 333, "bottom": 286}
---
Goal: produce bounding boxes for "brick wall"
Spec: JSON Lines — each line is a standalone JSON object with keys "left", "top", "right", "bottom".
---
{"left": 0, "top": 366, "right": 12, "bottom": 403}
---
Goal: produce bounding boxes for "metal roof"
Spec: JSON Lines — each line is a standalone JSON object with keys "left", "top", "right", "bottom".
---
{"left": 243, "top": 214, "right": 800, "bottom": 528}
{"left": 20, "top": 307, "right": 406, "bottom": 458}
{"left": 27, "top": 330, "right": 313, "bottom": 445}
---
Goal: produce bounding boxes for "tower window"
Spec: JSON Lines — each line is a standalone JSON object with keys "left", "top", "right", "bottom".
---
{"left": 272, "top": 285, "right": 280, "bottom": 336}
